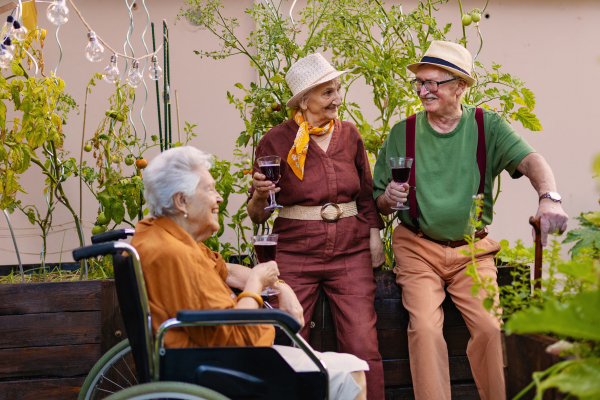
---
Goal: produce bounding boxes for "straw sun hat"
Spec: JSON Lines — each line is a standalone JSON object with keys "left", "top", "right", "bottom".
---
{"left": 285, "top": 53, "right": 348, "bottom": 108}
{"left": 407, "top": 41, "right": 476, "bottom": 86}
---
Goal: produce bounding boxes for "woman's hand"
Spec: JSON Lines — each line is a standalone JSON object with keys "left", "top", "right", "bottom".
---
{"left": 274, "top": 282, "right": 305, "bottom": 328}
{"left": 370, "top": 228, "right": 386, "bottom": 268}
{"left": 250, "top": 261, "right": 279, "bottom": 289}
{"left": 252, "top": 172, "right": 280, "bottom": 200}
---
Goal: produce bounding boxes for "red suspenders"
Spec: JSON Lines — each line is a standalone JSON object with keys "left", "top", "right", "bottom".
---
{"left": 405, "top": 108, "right": 486, "bottom": 232}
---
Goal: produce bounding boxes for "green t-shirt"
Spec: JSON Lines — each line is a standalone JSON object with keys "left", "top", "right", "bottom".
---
{"left": 373, "top": 104, "right": 535, "bottom": 241}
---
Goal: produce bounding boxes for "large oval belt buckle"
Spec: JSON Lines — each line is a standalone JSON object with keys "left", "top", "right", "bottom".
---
{"left": 321, "top": 203, "right": 342, "bottom": 223}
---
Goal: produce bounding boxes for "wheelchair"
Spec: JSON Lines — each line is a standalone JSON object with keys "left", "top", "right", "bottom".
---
{"left": 73, "top": 229, "right": 330, "bottom": 400}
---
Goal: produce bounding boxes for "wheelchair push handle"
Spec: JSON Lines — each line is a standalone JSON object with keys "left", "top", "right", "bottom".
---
{"left": 91, "top": 228, "right": 135, "bottom": 244}
{"left": 73, "top": 242, "right": 120, "bottom": 261}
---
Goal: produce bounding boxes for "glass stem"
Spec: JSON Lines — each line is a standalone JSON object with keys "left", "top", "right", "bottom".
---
{"left": 269, "top": 190, "right": 277, "bottom": 206}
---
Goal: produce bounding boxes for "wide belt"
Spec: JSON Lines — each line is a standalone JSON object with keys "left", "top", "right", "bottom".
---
{"left": 278, "top": 201, "right": 358, "bottom": 223}
{"left": 402, "top": 223, "right": 488, "bottom": 248}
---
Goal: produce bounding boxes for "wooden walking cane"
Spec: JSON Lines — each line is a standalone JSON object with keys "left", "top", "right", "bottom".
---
{"left": 529, "top": 217, "right": 543, "bottom": 291}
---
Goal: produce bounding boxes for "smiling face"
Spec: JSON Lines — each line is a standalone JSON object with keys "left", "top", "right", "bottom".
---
{"left": 415, "top": 65, "right": 466, "bottom": 117}
{"left": 300, "top": 78, "right": 343, "bottom": 127}
{"left": 180, "top": 168, "right": 223, "bottom": 242}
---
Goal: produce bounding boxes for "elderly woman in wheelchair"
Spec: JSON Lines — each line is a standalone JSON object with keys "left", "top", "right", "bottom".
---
{"left": 75, "top": 146, "right": 370, "bottom": 400}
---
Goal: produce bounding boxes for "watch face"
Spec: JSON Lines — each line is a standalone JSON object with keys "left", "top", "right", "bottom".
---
{"left": 548, "top": 191, "right": 561, "bottom": 201}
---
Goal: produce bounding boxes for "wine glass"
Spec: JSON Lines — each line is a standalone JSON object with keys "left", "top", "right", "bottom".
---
{"left": 257, "top": 156, "right": 283, "bottom": 210}
{"left": 389, "top": 157, "right": 413, "bottom": 210}
{"left": 251, "top": 234, "right": 280, "bottom": 297}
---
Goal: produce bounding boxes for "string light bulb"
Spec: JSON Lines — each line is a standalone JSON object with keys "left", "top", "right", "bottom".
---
{"left": 47, "top": 0, "right": 69, "bottom": 25}
{"left": 148, "top": 55, "right": 163, "bottom": 80}
{"left": 85, "top": 31, "right": 104, "bottom": 62}
{"left": 3, "top": 37, "right": 14, "bottom": 55}
{"left": 103, "top": 54, "right": 119, "bottom": 83}
{"left": 0, "top": 45, "right": 13, "bottom": 68}
{"left": 2, "top": 16, "right": 13, "bottom": 38}
{"left": 11, "top": 21, "right": 27, "bottom": 41}
{"left": 127, "top": 60, "right": 143, "bottom": 88}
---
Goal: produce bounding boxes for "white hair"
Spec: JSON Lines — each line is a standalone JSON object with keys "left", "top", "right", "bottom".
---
{"left": 143, "top": 146, "right": 213, "bottom": 218}
{"left": 299, "top": 76, "right": 342, "bottom": 110}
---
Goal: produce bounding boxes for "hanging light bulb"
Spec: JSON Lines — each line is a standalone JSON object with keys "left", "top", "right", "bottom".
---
{"left": 148, "top": 55, "right": 163, "bottom": 81}
{"left": 127, "top": 60, "right": 143, "bottom": 88}
{"left": 2, "top": 16, "right": 14, "bottom": 38}
{"left": 85, "top": 31, "right": 104, "bottom": 62}
{"left": 103, "top": 54, "right": 119, "bottom": 83}
{"left": 3, "top": 37, "right": 14, "bottom": 55}
{"left": 12, "top": 21, "right": 27, "bottom": 41}
{"left": 0, "top": 45, "right": 14, "bottom": 69}
{"left": 47, "top": 0, "right": 69, "bottom": 25}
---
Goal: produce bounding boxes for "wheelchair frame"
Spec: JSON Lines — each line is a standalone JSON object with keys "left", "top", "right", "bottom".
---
{"left": 73, "top": 231, "right": 331, "bottom": 400}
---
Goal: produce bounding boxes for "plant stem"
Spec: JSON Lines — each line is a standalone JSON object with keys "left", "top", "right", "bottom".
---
{"left": 457, "top": 0, "right": 467, "bottom": 47}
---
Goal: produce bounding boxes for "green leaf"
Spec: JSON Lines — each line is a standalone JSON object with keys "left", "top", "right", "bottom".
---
{"left": 520, "top": 88, "right": 536, "bottom": 109}
{"left": 111, "top": 202, "right": 126, "bottom": 224}
{"left": 269, "top": 75, "right": 284, "bottom": 83}
{"left": 538, "top": 358, "right": 600, "bottom": 399}
{"left": 512, "top": 108, "right": 542, "bottom": 131}
{"left": 562, "top": 226, "right": 600, "bottom": 255}
{"left": 505, "top": 288, "right": 600, "bottom": 341}
{"left": 11, "top": 62, "right": 24, "bottom": 77}
{"left": 0, "top": 101, "right": 5, "bottom": 129}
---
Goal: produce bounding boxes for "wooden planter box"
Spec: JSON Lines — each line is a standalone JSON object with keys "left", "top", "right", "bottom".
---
{"left": 503, "top": 333, "right": 566, "bottom": 400}
{"left": 0, "top": 280, "right": 126, "bottom": 400}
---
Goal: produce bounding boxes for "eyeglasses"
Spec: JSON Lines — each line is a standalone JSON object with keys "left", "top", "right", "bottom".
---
{"left": 410, "top": 78, "right": 458, "bottom": 93}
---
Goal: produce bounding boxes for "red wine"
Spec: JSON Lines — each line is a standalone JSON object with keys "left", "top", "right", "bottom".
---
{"left": 391, "top": 167, "right": 411, "bottom": 184}
{"left": 254, "top": 242, "right": 277, "bottom": 263}
{"left": 260, "top": 164, "right": 280, "bottom": 184}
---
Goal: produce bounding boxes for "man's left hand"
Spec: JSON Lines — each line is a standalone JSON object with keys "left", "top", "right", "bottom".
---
{"left": 274, "top": 282, "right": 305, "bottom": 328}
{"left": 534, "top": 200, "right": 569, "bottom": 246}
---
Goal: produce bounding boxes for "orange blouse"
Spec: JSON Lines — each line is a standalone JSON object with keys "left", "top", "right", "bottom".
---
{"left": 131, "top": 217, "right": 275, "bottom": 348}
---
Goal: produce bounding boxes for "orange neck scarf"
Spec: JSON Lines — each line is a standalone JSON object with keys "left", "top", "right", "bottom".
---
{"left": 287, "top": 109, "right": 334, "bottom": 181}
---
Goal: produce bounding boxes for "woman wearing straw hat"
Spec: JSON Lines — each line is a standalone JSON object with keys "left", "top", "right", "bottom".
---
{"left": 248, "top": 53, "right": 385, "bottom": 400}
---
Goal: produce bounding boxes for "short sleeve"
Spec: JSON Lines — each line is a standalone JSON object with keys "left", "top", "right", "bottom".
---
{"left": 490, "top": 114, "right": 536, "bottom": 179}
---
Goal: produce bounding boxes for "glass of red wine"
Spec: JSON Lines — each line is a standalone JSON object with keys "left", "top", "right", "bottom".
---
{"left": 389, "top": 157, "right": 413, "bottom": 211}
{"left": 251, "top": 234, "right": 280, "bottom": 297}
{"left": 257, "top": 156, "right": 283, "bottom": 211}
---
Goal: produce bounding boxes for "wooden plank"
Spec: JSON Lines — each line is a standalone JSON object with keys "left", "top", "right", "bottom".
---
{"left": 0, "top": 344, "right": 100, "bottom": 379}
{"left": 101, "top": 280, "right": 127, "bottom": 355}
{"left": 383, "top": 356, "right": 473, "bottom": 386}
{"left": 503, "top": 333, "right": 565, "bottom": 400}
{"left": 0, "top": 376, "right": 85, "bottom": 400}
{"left": 385, "top": 383, "right": 480, "bottom": 400}
{"left": 317, "top": 326, "right": 471, "bottom": 359}
{"left": 0, "top": 281, "right": 102, "bottom": 316}
{"left": 0, "top": 312, "right": 100, "bottom": 349}
{"left": 320, "top": 297, "right": 466, "bottom": 332}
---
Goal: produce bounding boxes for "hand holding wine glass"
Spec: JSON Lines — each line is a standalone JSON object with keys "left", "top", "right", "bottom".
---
{"left": 388, "top": 157, "right": 413, "bottom": 210}
{"left": 251, "top": 234, "right": 280, "bottom": 297}
{"left": 257, "top": 156, "right": 283, "bottom": 210}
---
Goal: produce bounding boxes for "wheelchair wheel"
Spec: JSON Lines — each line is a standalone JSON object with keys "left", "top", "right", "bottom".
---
{"left": 101, "top": 381, "right": 231, "bottom": 400}
{"left": 79, "top": 339, "right": 136, "bottom": 400}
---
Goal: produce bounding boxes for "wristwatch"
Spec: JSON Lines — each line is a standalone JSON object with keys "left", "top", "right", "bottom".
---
{"left": 539, "top": 191, "right": 561, "bottom": 204}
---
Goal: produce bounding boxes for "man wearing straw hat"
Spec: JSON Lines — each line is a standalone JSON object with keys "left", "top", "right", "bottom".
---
{"left": 373, "top": 41, "right": 568, "bottom": 400}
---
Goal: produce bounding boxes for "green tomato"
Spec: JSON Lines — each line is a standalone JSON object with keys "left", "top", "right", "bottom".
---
{"left": 92, "top": 225, "right": 107, "bottom": 235}
{"left": 112, "top": 155, "right": 122, "bottom": 164}
{"left": 97, "top": 212, "right": 110, "bottom": 225}
{"left": 266, "top": 107, "right": 273, "bottom": 114}
{"left": 271, "top": 102, "right": 278, "bottom": 109}
{"left": 125, "top": 155, "right": 135, "bottom": 166}
{"left": 116, "top": 114, "right": 126, "bottom": 122}
{"left": 462, "top": 14, "right": 472, "bottom": 26}
{"left": 84, "top": 144, "right": 92, "bottom": 152}
{"left": 471, "top": 13, "right": 481, "bottom": 22}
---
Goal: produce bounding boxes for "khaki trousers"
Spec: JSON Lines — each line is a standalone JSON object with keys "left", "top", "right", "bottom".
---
{"left": 392, "top": 224, "right": 505, "bottom": 400}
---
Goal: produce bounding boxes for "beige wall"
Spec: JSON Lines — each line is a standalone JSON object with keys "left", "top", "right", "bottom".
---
{"left": 1, "top": 0, "right": 598, "bottom": 266}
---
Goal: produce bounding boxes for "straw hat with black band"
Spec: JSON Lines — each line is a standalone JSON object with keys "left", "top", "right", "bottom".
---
{"left": 407, "top": 41, "right": 476, "bottom": 87}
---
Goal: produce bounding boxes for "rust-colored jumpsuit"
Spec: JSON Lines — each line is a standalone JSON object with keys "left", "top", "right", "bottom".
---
{"left": 250, "top": 118, "right": 385, "bottom": 400}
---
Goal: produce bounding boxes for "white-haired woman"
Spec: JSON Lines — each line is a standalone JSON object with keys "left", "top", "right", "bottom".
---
{"left": 131, "top": 146, "right": 369, "bottom": 400}
{"left": 247, "top": 54, "right": 385, "bottom": 400}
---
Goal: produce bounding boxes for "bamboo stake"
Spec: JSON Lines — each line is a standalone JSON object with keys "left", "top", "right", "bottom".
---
{"left": 175, "top": 89, "right": 181, "bottom": 144}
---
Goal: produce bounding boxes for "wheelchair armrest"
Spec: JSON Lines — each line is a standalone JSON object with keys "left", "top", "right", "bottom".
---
{"left": 176, "top": 309, "right": 301, "bottom": 334}
{"left": 91, "top": 228, "right": 135, "bottom": 244}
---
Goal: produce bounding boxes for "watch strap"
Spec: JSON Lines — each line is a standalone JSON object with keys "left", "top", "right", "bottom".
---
{"left": 539, "top": 192, "right": 561, "bottom": 203}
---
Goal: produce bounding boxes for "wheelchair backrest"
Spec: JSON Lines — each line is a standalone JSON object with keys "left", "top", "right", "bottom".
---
{"left": 113, "top": 252, "right": 153, "bottom": 384}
